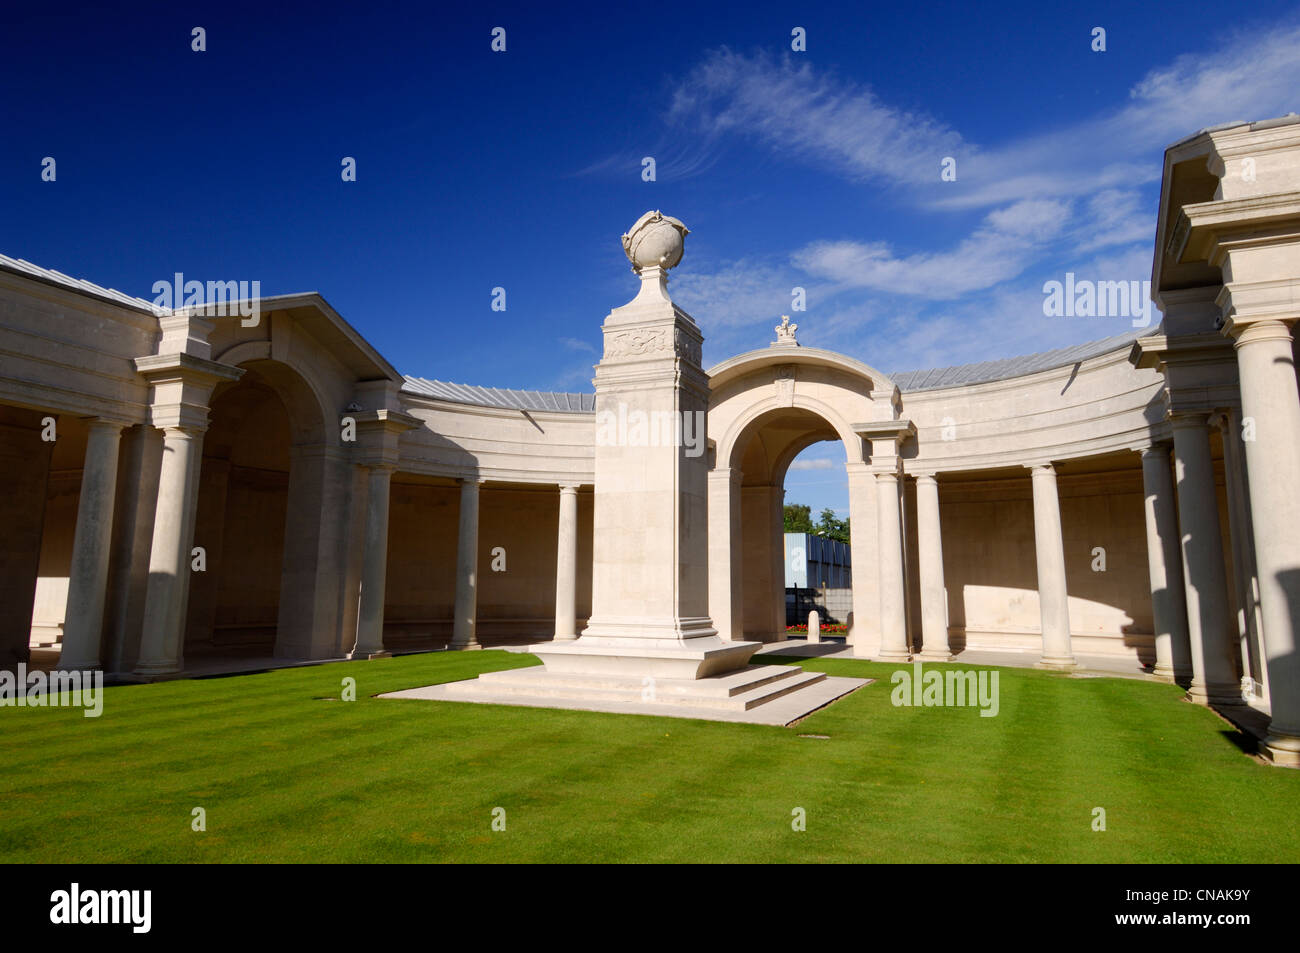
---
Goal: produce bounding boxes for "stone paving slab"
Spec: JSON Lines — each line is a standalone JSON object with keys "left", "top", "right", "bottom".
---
{"left": 379, "top": 673, "right": 871, "bottom": 726}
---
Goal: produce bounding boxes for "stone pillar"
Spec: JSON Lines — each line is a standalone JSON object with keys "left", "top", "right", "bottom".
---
{"left": 1229, "top": 319, "right": 1300, "bottom": 763}
{"left": 808, "top": 610, "right": 820, "bottom": 643}
{"left": 1139, "top": 445, "right": 1193, "bottom": 683}
{"left": 350, "top": 463, "right": 395, "bottom": 659}
{"left": 915, "top": 473, "right": 952, "bottom": 661}
{"left": 1212, "top": 409, "right": 1268, "bottom": 700}
{"left": 707, "top": 468, "right": 744, "bottom": 641}
{"left": 876, "top": 470, "right": 910, "bottom": 661}
{"left": 554, "top": 483, "right": 579, "bottom": 641}
{"left": 1029, "top": 463, "right": 1076, "bottom": 670}
{"left": 1169, "top": 413, "right": 1240, "bottom": 705}
{"left": 768, "top": 485, "right": 787, "bottom": 640}
{"left": 846, "top": 462, "right": 879, "bottom": 656}
{"left": 135, "top": 426, "right": 205, "bottom": 676}
{"left": 58, "top": 419, "right": 125, "bottom": 670}
{"left": 451, "top": 477, "right": 482, "bottom": 649}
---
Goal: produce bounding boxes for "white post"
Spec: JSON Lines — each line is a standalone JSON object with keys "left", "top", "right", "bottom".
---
{"left": 808, "top": 609, "right": 820, "bottom": 643}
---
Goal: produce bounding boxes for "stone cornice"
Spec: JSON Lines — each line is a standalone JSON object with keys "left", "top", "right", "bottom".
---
{"left": 1177, "top": 193, "right": 1300, "bottom": 263}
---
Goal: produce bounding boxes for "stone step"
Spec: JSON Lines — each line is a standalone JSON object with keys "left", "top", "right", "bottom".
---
{"left": 448, "top": 664, "right": 826, "bottom": 712}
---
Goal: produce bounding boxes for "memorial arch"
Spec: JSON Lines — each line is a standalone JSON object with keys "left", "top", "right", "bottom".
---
{"left": 708, "top": 343, "right": 909, "bottom": 658}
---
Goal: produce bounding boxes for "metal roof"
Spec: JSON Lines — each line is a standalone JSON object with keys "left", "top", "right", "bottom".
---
{"left": 402, "top": 377, "right": 596, "bottom": 413}
{"left": 888, "top": 328, "right": 1152, "bottom": 392}
{"left": 0, "top": 253, "right": 160, "bottom": 313}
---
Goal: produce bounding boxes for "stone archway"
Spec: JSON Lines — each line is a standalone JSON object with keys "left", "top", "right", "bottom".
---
{"left": 707, "top": 346, "right": 908, "bottom": 656}
{"left": 187, "top": 352, "right": 340, "bottom": 662}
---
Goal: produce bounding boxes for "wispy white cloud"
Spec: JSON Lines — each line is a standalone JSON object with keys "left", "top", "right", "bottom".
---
{"left": 788, "top": 457, "right": 837, "bottom": 471}
{"left": 791, "top": 198, "right": 1070, "bottom": 299}
{"left": 560, "top": 336, "right": 597, "bottom": 353}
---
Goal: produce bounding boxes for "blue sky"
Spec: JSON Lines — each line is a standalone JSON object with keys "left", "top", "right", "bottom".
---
{"left": 3, "top": 1, "right": 1298, "bottom": 516}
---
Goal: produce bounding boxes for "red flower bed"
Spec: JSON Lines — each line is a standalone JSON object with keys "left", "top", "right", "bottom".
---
{"left": 785, "top": 624, "right": 847, "bottom": 634}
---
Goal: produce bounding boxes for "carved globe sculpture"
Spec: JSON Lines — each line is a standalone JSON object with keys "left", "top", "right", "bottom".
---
{"left": 621, "top": 210, "right": 689, "bottom": 274}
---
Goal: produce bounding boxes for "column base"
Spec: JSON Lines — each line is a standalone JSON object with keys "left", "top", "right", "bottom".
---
{"left": 1262, "top": 730, "right": 1300, "bottom": 768}
{"left": 876, "top": 649, "right": 912, "bottom": 662}
{"left": 1151, "top": 663, "right": 1193, "bottom": 683}
{"left": 1187, "top": 682, "right": 1241, "bottom": 707}
{"left": 552, "top": 634, "right": 578, "bottom": 642}
{"left": 1034, "top": 656, "right": 1077, "bottom": 672}
{"left": 918, "top": 649, "right": 954, "bottom": 662}
{"left": 348, "top": 649, "right": 391, "bottom": 660}
{"left": 55, "top": 656, "right": 101, "bottom": 673}
{"left": 447, "top": 641, "right": 481, "bottom": 651}
{"left": 133, "top": 659, "right": 182, "bottom": 678}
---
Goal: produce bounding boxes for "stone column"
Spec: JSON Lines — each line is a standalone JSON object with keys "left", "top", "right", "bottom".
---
{"left": 1139, "top": 445, "right": 1192, "bottom": 683}
{"left": 1029, "top": 463, "right": 1076, "bottom": 670}
{"left": 915, "top": 473, "right": 952, "bottom": 661}
{"left": 349, "top": 463, "right": 395, "bottom": 659}
{"left": 846, "top": 462, "right": 879, "bottom": 656}
{"left": 1229, "top": 319, "right": 1300, "bottom": 763}
{"left": 707, "top": 468, "right": 743, "bottom": 641}
{"left": 1212, "top": 409, "right": 1267, "bottom": 699}
{"left": 59, "top": 419, "right": 125, "bottom": 670}
{"left": 876, "top": 470, "right": 910, "bottom": 661}
{"left": 1169, "top": 413, "right": 1239, "bottom": 705}
{"left": 135, "top": 426, "right": 205, "bottom": 676}
{"left": 451, "top": 477, "right": 482, "bottom": 649}
{"left": 554, "top": 483, "right": 579, "bottom": 641}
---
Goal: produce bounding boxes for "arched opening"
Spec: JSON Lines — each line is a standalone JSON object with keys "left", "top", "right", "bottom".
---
{"left": 783, "top": 440, "right": 852, "bottom": 638}
{"left": 729, "top": 407, "right": 853, "bottom": 643}
{"left": 184, "top": 358, "right": 330, "bottom": 667}
{"left": 185, "top": 368, "right": 290, "bottom": 662}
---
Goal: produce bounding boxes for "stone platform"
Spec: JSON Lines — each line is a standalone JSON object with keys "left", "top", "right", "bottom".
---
{"left": 381, "top": 662, "right": 870, "bottom": 726}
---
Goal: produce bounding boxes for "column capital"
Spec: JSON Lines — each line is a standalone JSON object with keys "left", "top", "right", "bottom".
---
{"left": 1167, "top": 409, "right": 1213, "bottom": 430}
{"left": 911, "top": 471, "right": 939, "bottom": 485}
{"left": 1226, "top": 316, "right": 1296, "bottom": 347}
{"left": 1137, "top": 442, "right": 1171, "bottom": 458}
{"left": 558, "top": 481, "right": 581, "bottom": 493}
{"left": 1026, "top": 461, "right": 1057, "bottom": 475}
{"left": 83, "top": 417, "right": 127, "bottom": 435}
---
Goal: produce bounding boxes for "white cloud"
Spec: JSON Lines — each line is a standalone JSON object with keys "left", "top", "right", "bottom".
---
{"left": 667, "top": 48, "right": 964, "bottom": 189}
{"left": 790, "top": 198, "right": 1070, "bottom": 299}
{"left": 665, "top": 23, "right": 1300, "bottom": 209}
{"left": 788, "top": 457, "right": 837, "bottom": 471}
{"left": 560, "top": 337, "right": 596, "bottom": 353}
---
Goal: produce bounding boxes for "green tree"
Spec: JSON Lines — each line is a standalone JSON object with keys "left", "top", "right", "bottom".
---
{"left": 815, "top": 507, "right": 850, "bottom": 543}
{"left": 783, "top": 503, "right": 814, "bottom": 533}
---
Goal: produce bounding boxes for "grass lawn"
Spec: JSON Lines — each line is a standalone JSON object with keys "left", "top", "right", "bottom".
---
{"left": 1, "top": 651, "right": 1296, "bottom": 863}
